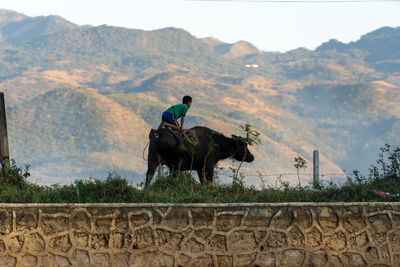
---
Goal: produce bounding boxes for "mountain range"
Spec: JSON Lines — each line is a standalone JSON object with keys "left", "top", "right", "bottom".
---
{"left": 1, "top": 9, "right": 399, "bottom": 185}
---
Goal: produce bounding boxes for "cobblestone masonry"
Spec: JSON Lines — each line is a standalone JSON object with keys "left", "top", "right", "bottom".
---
{"left": 0, "top": 203, "right": 400, "bottom": 266}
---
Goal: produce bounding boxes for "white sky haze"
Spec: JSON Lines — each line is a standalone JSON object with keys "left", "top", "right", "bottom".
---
{"left": 1, "top": 0, "right": 399, "bottom": 52}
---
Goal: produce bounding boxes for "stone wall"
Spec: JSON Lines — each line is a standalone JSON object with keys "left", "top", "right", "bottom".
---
{"left": 0, "top": 203, "right": 399, "bottom": 266}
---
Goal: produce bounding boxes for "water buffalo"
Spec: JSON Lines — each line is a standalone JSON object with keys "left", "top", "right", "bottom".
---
{"left": 145, "top": 126, "right": 255, "bottom": 187}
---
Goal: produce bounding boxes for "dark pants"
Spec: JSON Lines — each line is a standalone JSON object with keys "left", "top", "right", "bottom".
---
{"left": 161, "top": 111, "right": 179, "bottom": 126}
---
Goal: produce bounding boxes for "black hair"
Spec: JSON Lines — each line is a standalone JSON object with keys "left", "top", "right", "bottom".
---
{"left": 182, "top": 95, "right": 192, "bottom": 104}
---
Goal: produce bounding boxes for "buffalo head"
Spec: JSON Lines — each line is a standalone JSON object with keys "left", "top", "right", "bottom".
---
{"left": 231, "top": 135, "right": 255, "bottom": 162}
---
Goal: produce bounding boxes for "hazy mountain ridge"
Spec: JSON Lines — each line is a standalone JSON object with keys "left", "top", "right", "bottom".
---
{"left": 316, "top": 26, "right": 400, "bottom": 72}
{"left": 0, "top": 9, "right": 77, "bottom": 45}
{"left": 211, "top": 40, "right": 262, "bottom": 58}
{"left": 0, "top": 9, "right": 399, "bottom": 185}
{"left": 0, "top": 9, "right": 27, "bottom": 26}
{"left": 21, "top": 26, "right": 210, "bottom": 54}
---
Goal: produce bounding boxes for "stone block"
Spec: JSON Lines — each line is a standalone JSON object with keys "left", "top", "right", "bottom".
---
{"left": 190, "top": 254, "right": 213, "bottom": 266}
{"left": 70, "top": 249, "right": 90, "bottom": 265}
{"left": 49, "top": 234, "right": 71, "bottom": 252}
{"left": 72, "top": 210, "right": 92, "bottom": 231}
{"left": 131, "top": 227, "right": 154, "bottom": 249}
{"left": 327, "top": 255, "right": 344, "bottom": 267}
{"left": 92, "top": 253, "right": 111, "bottom": 265}
{"left": 130, "top": 251, "right": 174, "bottom": 267}
{"left": 0, "top": 255, "right": 16, "bottom": 267}
{"left": 310, "top": 249, "right": 328, "bottom": 266}
{"left": 317, "top": 207, "right": 339, "bottom": 231}
{"left": 266, "top": 231, "right": 287, "bottom": 248}
{"left": 115, "top": 212, "right": 129, "bottom": 231}
{"left": 345, "top": 253, "right": 367, "bottom": 266}
{"left": 343, "top": 214, "right": 367, "bottom": 233}
{"left": 162, "top": 208, "right": 189, "bottom": 229}
{"left": 130, "top": 212, "right": 151, "bottom": 228}
{"left": 393, "top": 253, "right": 400, "bottom": 265}
{"left": 349, "top": 231, "right": 369, "bottom": 249}
{"left": 369, "top": 214, "right": 392, "bottom": 233}
{"left": 181, "top": 238, "right": 204, "bottom": 253}
{"left": 288, "top": 226, "right": 305, "bottom": 247}
{"left": 365, "top": 246, "right": 379, "bottom": 261}
{"left": 305, "top": 227, "right": 322, "bottom": 248}
{"left": 228, "top": 231, "right": 257, "bottom": 251}
{"left": 91, "top": 233, "right": 109, "bottom": 250}
{"left": 73, "top": 232, "right": 89, "bottom": 248}
{"left": 216, "top": 214, "right": 242, "bottom": 232}
{"left": 111, "top": 253, "right": 130, "bottom": 267}
{"left": 26, "top": 232, "right": 46, "bottom": 252}
{"left": 175, "top": 253, "right": 191, "bottom": 266}
{"left": 392, "top": 214, "right": 400, "bottom": 228}
{"left": 7, "top": 235, "right": 24, "bottom": 253}
{"left": 295, "top": 208, "right": 313, "bottom": 229}
{"left": 110, "top": 232, "right": 125, "bottom": 249}
{"left": 0, "top": 210, "right": 12, "bottom": 233}
{"left": 217, "top": 255, "right": 233, "bottom": 266}
{"left": 270, "top": 209, "right": 294, "bottom": 230}
{"left": 276, "top": 249, "right": 305, "bottom": 266}
{"left": 325, "top": 231, "right": 347, "bottom": 251}
{"left": 194, "top": 228, "right": 212, "bottom": 241}
{"left": 255, "top": 252, "right": 275, "bottom": 267}
{"left": 48, "top": 254, "right": 71, "bottom": 266}
{"left": 243, "top": 208, "right": 273, "bottom": 227}
{"left": 41, "top": 216, "right": 70, "bottom": 235}
{"left": 389, "top": 229, "right": 400, "bottom": 252}
{"left": 16, "top": 209, "right": 37, "bottom": 231}
{"left": 191, "top": 208, "right": 214, "bottom": 227}
{"left": 208, "top": 234, "right": 227, "bottom": 251}
{"left": 234, "top": 253, "right": 256, "bottom": 266}
{"left": 21, "top": 254, "right": 37, "bottom": 267}
{"left": 380, "top": 244, "right": 390, "bottom": 261}
{"left": 96, "top": 218, "right": 112, "bottom": 233}
{"left": 0, "top": 239, "right": 5, "bottom": 253}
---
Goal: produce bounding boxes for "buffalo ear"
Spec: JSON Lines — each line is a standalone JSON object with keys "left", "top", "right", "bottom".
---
{"left": 232, "top": 135, "right": 246, "bottom": 145}
{"left": 231, "top": 135, "right": 240, "bottom": 142}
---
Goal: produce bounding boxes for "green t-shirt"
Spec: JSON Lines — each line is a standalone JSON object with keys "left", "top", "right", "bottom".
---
{"left": 166, "top": 104, "right": 189, "bottom": 119}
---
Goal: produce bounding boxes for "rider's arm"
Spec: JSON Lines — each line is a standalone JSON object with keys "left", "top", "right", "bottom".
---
{"left": 180, "top": 116, "right": 185, "bottom": 131}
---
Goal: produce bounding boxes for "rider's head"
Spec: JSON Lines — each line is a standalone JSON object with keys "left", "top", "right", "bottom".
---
{"left": 183, "top": 95, "right": 192, "bottom": 108}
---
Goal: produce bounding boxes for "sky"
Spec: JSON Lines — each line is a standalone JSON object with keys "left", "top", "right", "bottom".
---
{"left": 1, "top": 0, "right": 399, "bottom": 52}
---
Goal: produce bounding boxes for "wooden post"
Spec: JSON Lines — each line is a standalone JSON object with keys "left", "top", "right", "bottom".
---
{"left": 313, "top": 150, "right": 319, "bottom": 187}
{"left": 0, "top": 92, "right": 10, "bottom": 171}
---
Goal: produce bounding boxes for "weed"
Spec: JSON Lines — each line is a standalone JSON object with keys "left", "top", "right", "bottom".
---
{"left": 294, "top": 154, "right": 307, "bottom": 187}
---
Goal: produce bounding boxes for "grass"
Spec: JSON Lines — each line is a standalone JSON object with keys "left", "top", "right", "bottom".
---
{"left": 0, "top": 146, "right": 399, "bottom": 203}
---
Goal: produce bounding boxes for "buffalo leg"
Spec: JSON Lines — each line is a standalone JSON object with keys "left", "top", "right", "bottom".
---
{"left": 204, "top": 167, "right": 214, "bottom": 185}
{"left": 197, "top": 162, "right": 214, "bottom": 185}
{"left": 145, "top": 152, "right": 161, "bottom": 187}
{"left": 196, "top": 169, "right": 205, "bottom": 185}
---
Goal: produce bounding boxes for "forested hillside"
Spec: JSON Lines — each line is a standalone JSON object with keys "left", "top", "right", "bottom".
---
{"left": 1, "top": 9, "right": 399, "bottom": 185}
